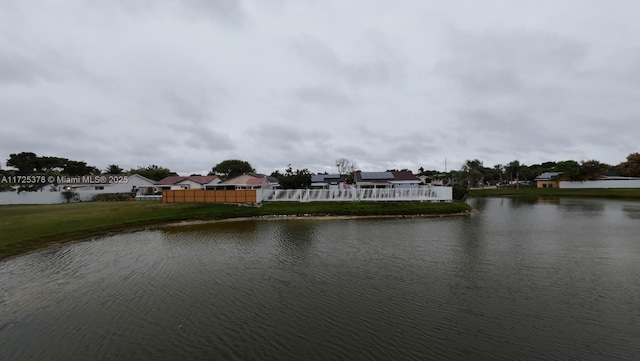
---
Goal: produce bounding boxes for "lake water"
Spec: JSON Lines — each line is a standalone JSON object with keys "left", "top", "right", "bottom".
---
{"left": 1, "top": 197, "right": 639, "bottom": 360}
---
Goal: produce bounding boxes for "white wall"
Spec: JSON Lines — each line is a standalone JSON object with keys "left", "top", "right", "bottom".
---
{"left": 431, "top": 186, "right": 453, "bottom": 200}
{"left": 74, "top": 182, "right": 138, "bottom": 193}
{"left": 0, "top": 192, "right": 97, "bottom": 205}
{"left": 560, "top": 180, "right": 640, "bottom": 189}
{"left": 61, "top": 175, "right": 156, "bottom": 194}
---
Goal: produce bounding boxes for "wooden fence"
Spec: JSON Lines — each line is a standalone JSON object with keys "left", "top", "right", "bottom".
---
{"left": 162, "top": 189, "right": 257, "bottom": 203}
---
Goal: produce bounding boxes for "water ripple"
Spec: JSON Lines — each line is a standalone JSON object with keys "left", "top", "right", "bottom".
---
{"left": 2, "top": 202, "right": 640, "bottom": 360}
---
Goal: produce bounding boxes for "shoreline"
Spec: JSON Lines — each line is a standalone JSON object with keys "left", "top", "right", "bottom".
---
{"left": 0, "top": 201, "right": 473, "bottom": 261}
{"left": 2, "top": 210, "right": 474, "bottom": 262}
{"left": 469, "top": 188, "right": 640, "bottom": 199}
{"left": 158, "top": 210, "right": 474, "bottom": 228}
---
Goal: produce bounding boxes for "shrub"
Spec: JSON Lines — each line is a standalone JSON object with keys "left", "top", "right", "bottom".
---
{"left": 91, "top": 193, "right": 135, "bottom": 202}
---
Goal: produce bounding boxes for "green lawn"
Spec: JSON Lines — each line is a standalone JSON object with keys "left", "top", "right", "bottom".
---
{"left": 470, "top": 187, "right": 640, "bottom": 199}
{"left": 0, "top": 201, "right": 471, "bottom": 259}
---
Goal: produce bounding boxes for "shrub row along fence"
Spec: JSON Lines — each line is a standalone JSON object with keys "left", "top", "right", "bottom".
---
{"left": 162, "top": 190, "right": 257, "bottom": 203}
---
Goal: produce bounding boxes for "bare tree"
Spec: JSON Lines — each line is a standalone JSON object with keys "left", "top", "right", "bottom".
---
{"left": 335, "top": 158, "right": 356, "bottom": 175}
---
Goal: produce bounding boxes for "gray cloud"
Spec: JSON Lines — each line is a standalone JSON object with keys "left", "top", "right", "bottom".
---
{"left": 1, "top": 0, "right": 640, "bottom": 174}
{"left": 0, "top": 52, "right": 47, "bottom": 84}
{"left": 440, "top": 27, "right": 589, "bottom": 97}
{"left": 165, "top": 91, "right": 211, "bottom": 123}
{"left": 292, "top": 34, "right": 404, "bottom": 88}
{"left": 294, "top": 86, "right": 352, "bottom": 107}
{"left": 105, "top": 0, "right": 245, "bottom": 26}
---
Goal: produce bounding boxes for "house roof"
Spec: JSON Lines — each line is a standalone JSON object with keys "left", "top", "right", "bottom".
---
{"left": 128, "top": 174, "right": 156, "bottom": 184}
{"left": 600, "top": 175, "right": 640, "bottom": 180}
{"left": 354, "top": 170, "right": 419, "bottom": 183}
{"left": 390, "top": 170, "right": 420, "bottom": 182}
{"left": 155, "top": 176, "right": 188, "bottom": 185}
{"left": 181, "top": 175, "right": 219, "bottom": 184}
{"left": 360, "top": 172, "right": 394, "bottom": 180}
{"left": 155, "top": 175, "right": 219, "bottom": 185}
{"left": 311, "top": 174, "right": 346, "bottom": 183}
{"left": 247, "top": 172, "right": 279, "bottom": 183}
{"left": 355, "top": 172, "right": 388, "bottom": 183}
{"left": 221, "top": 173, "right": 269, "bottom": 185}
{"left": 534, "top": 172, "right": 563, "bottom": 180}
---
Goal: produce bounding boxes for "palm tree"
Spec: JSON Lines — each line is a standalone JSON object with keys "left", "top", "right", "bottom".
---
{"left": 494, "top": 164, "right": 504, "bottom": 186}
{"left": 462, "top": 159, "right": 483, "bottom": 190}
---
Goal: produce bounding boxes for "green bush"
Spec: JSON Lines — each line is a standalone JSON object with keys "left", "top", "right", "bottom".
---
{"left": 91, "top": 193, "right": 135, "bottom": 202}
{"left": 452, "top": 184, "right": 468, "bottom": 201}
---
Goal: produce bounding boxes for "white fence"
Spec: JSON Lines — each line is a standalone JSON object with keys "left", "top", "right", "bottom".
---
{"left": 560, "top": 179, "right": 640, "bottom": 189}
{"left": 260, "top": 187, "right": 452, "bottom": 202}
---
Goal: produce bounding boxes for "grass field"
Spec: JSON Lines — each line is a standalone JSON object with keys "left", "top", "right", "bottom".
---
{"left": 0, "top": 200, "right": 471, "bottom": 260}
{"left": 469, "top": 187, "right": 640, "bottom": 199}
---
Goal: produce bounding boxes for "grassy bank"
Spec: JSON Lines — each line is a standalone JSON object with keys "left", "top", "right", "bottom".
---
{"left": 0, "top": 201, "right": 471, "bottom": 260}
{"left": 470, "top": 187, "right": 640, "bottom": 199}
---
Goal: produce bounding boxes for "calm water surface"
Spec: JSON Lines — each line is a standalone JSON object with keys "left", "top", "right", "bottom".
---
{"left": 1, "top": 197, "right": 639, "bottom": 360}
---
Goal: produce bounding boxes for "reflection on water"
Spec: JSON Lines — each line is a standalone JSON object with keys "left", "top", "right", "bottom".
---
{"left": 1, "top": 198, "right": 640, "bottom": 360}
{"left": 623, "top": 204, "right": 640, "bottom": 219}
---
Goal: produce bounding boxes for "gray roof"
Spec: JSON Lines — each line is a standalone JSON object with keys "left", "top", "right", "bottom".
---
{"left": 311, "top": 174, "right": 344, "bottom": 182}
{"left": 535, "top": 172, "right": 563, "bottom": 180}
{"left": 360, "top": 172, "right": 394, "bottom": 180}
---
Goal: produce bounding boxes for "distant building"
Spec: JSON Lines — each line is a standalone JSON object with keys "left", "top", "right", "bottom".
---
{"left": 354, "top": 170, "right": 421, "bottom": 189}
{"left": 310, "top": 174, "right": 347, "bottom": 189}
{"left": 559, "top": 175, "right": 640, "bottom": 189}
{"left": 155, "top": 175, "right": 221, "bottom": 191}
{"left": 212, "top": 173, "right": 279, "bottom": 190}
{"left": 59, "top": 174, "right": 157, "bottom": 195}
{"left": 534, "top": 172, "right": 563, "bottom": 188}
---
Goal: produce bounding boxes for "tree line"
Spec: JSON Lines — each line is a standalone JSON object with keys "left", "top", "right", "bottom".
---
{"left": 3, "top": 151, "right": 640, "bottom": 192}
{"left": 0, "top": 152, "right": 179, "bottom": 192}
{"left": 455, "top": 153, "right": 640, "bottom": 191}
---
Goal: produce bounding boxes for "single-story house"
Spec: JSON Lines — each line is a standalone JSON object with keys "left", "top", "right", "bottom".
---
{"left": 155, "top": 175, "right": 221, "bottom": 191}
{"left": 354, "top": 170, "right": 421, "bottom": 189}
{"left": 212, "top": 173, "right": 279, "bottom": 190}
{"left": 535, "top": 172, "right": 563, "bottom": 188}
{"left": 58, "top": 174, "right": 157, "bottom": 194}
{"left": 389, "top": 170, "right": 422, "bottom": 189}
{"left": 311, "top": 174, "right": 347, "bottom": 189}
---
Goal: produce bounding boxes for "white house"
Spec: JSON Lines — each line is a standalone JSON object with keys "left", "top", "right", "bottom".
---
{"left": 311, "top": 174, "right": 347, "bottom": 189}
{"left": 212, "top": 173, "right": 279, "bottom": 190}
{"left": 354, "top": 170, "right": 421, "bottom": 189}
{"left": 0, "top": 174, "right": 158, "bottom": 204}
{"left": 155, "top": 175, "right": 222, "bottom": 191}
{"left": 58, "top": 174, "right": 157, "bottom": 195}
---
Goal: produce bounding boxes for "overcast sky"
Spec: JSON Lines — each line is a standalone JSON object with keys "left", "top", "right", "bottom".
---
{"left": 1, "top": 0, "right": 639, "bottom": 175}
